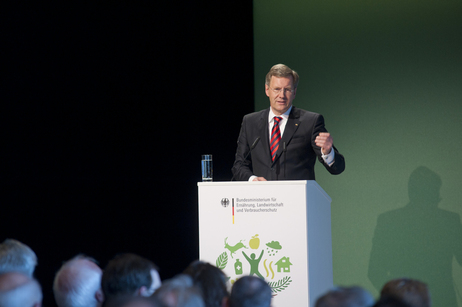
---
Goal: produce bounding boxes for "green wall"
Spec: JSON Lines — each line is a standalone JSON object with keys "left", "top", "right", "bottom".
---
{"left": 254, "top": 1, "right": 462, "bottom": 305}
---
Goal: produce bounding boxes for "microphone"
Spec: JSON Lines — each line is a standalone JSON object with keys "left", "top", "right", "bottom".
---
{"left": 231, "top": 137, "right": 261, "bottom": 181}
{"left": 250, "top": 137, "right": 261, "bottom": 151}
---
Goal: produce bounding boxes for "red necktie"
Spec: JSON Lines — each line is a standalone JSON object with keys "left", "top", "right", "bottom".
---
{"left": 270, "top": 116, "right": 282, "bottom": 161}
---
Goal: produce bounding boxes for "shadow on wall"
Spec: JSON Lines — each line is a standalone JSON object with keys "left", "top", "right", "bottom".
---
{"left": 368, "top": 166, "right": 462, "bottom": 306}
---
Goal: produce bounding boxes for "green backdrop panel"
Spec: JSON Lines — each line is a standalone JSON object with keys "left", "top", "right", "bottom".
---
{"left": 254, "top": 1, "right": 462, "bottom": 306}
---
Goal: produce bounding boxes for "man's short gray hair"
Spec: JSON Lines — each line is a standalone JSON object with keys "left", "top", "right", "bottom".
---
{"left": 0, "top": 239, "right": 37, "bottom": 277}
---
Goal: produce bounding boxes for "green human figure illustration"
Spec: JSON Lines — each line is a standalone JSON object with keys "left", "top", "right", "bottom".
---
{"left": 242, "top": 250, "right": 264, "bottom": 278}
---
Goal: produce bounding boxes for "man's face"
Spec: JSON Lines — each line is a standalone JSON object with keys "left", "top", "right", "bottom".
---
{"left": 265, "top": 76, "right": 297, "bottom": 115}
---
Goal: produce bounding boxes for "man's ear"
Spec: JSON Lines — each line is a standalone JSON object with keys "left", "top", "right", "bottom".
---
{"left": 95, "top": 288, "right": 105, "bottom": 303}
{"left": 138, "top": 285, "right": 149, "bottom": 297}
{"left": 265, "top": 84, "right": 270, "bottom": 97}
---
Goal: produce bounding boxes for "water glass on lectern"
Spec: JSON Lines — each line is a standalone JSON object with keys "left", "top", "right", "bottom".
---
{"left": 201, "top": 154, "right": 213, "bottom": 181}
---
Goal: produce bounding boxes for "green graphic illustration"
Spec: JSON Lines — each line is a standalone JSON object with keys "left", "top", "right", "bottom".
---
{"left": 216, "top": 234, "right": 293, "bottom": 296}
{"left": 266, "top": 240, "right": 282, "bottom": 256}
{"left": 263, "top": 259, "right": 275, "bottom": 279}
{"left": 216, "top": 252, "right": 228, "bottom": 270}
{"left": 275, "top": 257, "right": 292, "bottom": 273}
{"left": 224, "top": 237, "right": 248, "bottom": 258}
{"left": 242, "top": 250, "right": 265, "bottom": 278}
{"left": 268, "top": 276, "right": 292, "bottom": 293}
{"left": 249, "top": 234, "right": 260, "bottom": 249}
{"left": 234, "top": 259, "right": 243, "bottom": 275}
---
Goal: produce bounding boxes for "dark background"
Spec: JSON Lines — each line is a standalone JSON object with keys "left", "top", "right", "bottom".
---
{"left": 3, "top": 2, "right": 254, "bottom": 305}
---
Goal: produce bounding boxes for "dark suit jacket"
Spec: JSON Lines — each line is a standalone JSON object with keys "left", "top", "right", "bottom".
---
{"left": 231, "top": 107, "right": 345, "bottom": 181}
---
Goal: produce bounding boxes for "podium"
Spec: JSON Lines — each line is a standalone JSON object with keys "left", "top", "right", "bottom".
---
{"left": 197, "top": 180, "right": 333, "bottom": 307}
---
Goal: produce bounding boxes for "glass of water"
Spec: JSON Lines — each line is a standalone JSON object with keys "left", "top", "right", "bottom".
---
{"left": 201, "top": 154, "right": 213, "bottom": 181}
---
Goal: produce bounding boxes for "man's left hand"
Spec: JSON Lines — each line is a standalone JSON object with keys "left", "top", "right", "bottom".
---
{"left": 315, "top": 132, "right": 333, "bottom": 155}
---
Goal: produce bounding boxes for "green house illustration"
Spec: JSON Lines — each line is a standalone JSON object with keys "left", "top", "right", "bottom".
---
{"left": 275, "top": 256, "right": 293, "bottom": 273}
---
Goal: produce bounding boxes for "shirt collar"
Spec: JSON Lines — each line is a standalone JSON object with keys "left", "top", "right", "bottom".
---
{"left": 269, "top": 106, "right": 293, "bottom": 122}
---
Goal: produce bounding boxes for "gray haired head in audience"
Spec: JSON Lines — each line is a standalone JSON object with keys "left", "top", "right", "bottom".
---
{"left": 0, "top": 239, "right": 37, "bottom": 277}
{"left": 0, "top": 272, "right": 42, "bottom": 307}
{"left": 53, "top": 254, "right": 104, "bottom": 307}
{"left": 315, "top": 286, "right": 375, "bottom": 307}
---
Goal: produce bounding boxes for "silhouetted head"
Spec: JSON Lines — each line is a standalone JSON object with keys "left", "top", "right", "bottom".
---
{"left": 153, "top": 274, "right": 204, "bottom": 307}
{"left": 380, "top": 278, "right": 430, "bottom": 307}
{"left": 373, "top": 296, "right": 411, "bottom": 307}
{"left": 183, "top": 260, "right": 228, "bottom": 307}
{"left": 408, "top": 167, "right": 441, "bottom": 206}
{"left": 104, "top": 296, "right": 162, "bottom": 307}
{"left": 315, "top": 286, "right": 374, "bottom": 307}
{"left": 229, "top": 276, "right": 271, "bottom": 307}
{"left": 102, "top": 253, "right": 161, "bottom": 302}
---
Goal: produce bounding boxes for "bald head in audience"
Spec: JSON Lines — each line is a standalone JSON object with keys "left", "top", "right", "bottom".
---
{"left": 53, "top": 255, "right": 104, "bottom": 307}
{"left": 0, "top": 239, "right": 37, "bottom": 277}
{"left": 0, "top": 272, "right": 42, "bottom": 307}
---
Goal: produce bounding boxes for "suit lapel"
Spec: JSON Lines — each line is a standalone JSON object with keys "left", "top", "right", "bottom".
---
{"left": 258, "top": 108, "right": 272, "bottom": 162}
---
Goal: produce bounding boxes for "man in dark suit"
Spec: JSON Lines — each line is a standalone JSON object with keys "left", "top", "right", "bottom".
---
{"left": 232, "top": 64, "right": 345, "bottom": 181}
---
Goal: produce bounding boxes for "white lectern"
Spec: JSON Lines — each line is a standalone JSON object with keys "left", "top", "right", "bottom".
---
{"left": 197, "top": 180, "right": 333, "bottom": 307}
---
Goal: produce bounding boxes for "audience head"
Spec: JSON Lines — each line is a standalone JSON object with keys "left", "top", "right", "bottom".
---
{"left": 315, "top": 286, "right": 374, "bottom": 307}
{"left": 380, "top": 278, "right": 430, "bottom": 307}
{"left": 102, "top": 253, "right": 161, "bottom": 302}
{"left": 0, "top": 272, "right": 42, "bottom": 307}
{"left": 53, "top": 254, "right": 104, "bottom": 307}
{"left": 183, "top": 260, "right": 228, "bottom": 307}
{"left": 153, "top": 274, "right": 204, "bottom": 307}
{"left": 0, "top": 239, "right": 37, "bottom": 277}
{"left": 104, "top": 296, "right": 162, "bottom": 307}
{"left": 229, "top": 276, "right": 271, "bottom": 307}
{"left": 373, "top": 296, "right": 411, "bottom": 307}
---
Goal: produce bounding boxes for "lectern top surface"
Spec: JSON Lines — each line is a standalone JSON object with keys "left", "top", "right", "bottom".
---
{"left": 197, "top": 180, "right": 314, "bottom": 187}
